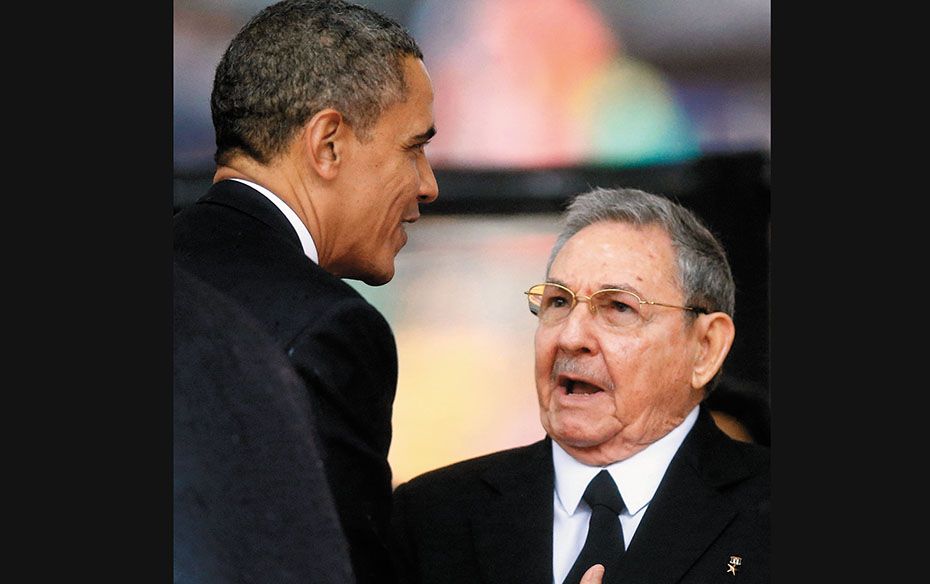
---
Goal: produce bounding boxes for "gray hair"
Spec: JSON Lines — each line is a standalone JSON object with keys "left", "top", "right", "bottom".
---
{"left": 211, "top": 0, "right": 424, "bottom": 166}
{"left": 548, "top": 186, "right": 735, "bottom": 319}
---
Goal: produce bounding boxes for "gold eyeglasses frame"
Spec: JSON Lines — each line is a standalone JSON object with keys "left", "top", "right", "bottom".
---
{"left": 524, "top": 282, "right": 708, "bottom": 324}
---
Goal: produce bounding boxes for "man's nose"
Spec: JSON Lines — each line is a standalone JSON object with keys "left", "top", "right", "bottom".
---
{"left": 417, "top": 156, "right": 439, "bottom": 203}
{"left": 555, "top": 301, "right": 598, "bottom": 354}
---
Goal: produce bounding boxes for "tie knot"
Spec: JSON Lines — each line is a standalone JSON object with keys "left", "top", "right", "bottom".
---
{"left": 582, "top": 470, "right": 624, "bottom": 515}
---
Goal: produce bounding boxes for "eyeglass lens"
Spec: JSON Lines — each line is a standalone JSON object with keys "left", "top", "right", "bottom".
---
{"left": 527, "top": 284, "right": 644, "bottom": 328}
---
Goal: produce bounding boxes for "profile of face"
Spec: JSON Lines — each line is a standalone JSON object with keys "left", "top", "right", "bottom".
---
{"left": 534, "top": 220, "right": 733, "bottom": 466}
{"left": 333, "top": 56, "right": 439, "bottom": 285}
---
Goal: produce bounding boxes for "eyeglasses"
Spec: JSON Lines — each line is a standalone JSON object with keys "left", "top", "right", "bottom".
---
{"left": 524, "top": 282, "right": 707, "bottom": 329}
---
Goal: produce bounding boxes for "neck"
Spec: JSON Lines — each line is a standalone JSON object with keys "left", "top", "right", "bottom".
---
{"left": 214, "top": 157, "right": 325, "bottom": 258}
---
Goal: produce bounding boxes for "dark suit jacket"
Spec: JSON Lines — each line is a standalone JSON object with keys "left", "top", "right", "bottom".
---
{"left": 174, "top": 180, "right": 399, "bottom": 584}
{"left": 173, "top": 263, "right": 354, "bottom": 583}
{"left": 391, "top": 406, "right": 770, "bottom": 584}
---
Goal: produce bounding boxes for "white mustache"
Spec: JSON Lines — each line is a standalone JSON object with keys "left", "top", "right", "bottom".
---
{"left": 550, "top": 356, "right": 615, "bottom": 392}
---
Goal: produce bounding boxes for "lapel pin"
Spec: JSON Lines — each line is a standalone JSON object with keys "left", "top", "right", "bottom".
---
{"left": 727, "top": 555, "right": 742, "bottom": 575}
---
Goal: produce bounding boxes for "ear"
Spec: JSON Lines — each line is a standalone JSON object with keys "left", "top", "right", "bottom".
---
{"left": 302, "top": 108, "right": 345, "bottom": 180}
{"left": 690, "top": 312, "right": 736, "bottom": 389}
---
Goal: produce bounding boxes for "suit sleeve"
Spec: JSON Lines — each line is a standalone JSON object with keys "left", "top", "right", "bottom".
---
{"left": 173, "top": 265, "right": 355, "bottom": 584}
{"left": 286, "top": 296, "right": 400, "bottom": 584}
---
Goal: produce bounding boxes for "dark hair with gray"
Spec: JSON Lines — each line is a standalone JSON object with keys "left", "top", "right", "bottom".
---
{"left": 211, "top": 0, "right": 424, "bottom": 166}
{"left": 548, "top": 187, "right": 735, "bottom": 319}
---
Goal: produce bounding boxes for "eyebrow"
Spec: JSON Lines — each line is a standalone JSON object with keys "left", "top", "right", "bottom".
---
{"left": 547, "top": 278, "right": 644, "bottom": 297}
{"left": 410, "top": 125, "right": 436, "bottom": 145}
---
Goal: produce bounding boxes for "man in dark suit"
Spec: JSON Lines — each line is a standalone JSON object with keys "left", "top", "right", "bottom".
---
{"left": 173, "top": 2, "right": 438, "bottom": 582}
{"left": 174, "top": 263, "right": 353, "bottom": 583}
{"left": 391, "top": 187, "right": 770, "bottom": 584}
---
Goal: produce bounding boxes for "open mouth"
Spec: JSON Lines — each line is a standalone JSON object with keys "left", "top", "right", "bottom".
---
{"left": 560, "top": 375, "right": 605, "bottom": 396}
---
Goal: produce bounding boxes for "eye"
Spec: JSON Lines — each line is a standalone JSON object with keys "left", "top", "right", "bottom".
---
{"left": 543, "top": 294, "right": 570, "bottom": 309}
{"left": 597, "top": 291, "right": 640, "bottom": 315}
{"left": 409, "top": 140, "right": 431, "bottom": 153}
{"left": 608, "top": 299, "right": 635, "bottom": 313}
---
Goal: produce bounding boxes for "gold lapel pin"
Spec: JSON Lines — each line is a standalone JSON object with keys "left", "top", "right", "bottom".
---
{"left": 727, "top": 555, "right": 742, "bottom": 575}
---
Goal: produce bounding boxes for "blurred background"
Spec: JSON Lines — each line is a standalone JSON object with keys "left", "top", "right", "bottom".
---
{"left": 174, "top": 0, "right": 771, "bottom": 485}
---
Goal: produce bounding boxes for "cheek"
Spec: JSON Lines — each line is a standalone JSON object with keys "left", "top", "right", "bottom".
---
{"left": 378, "top": 164, "right": 418, "bottom": 211}
{"left": 378, "top": 153, "right": 416, "bottom": 185}
{"left": 648, "top": 336, "right": 694, "bottom": 383}
{"left": 604, "top": 337, "right": 694, "bottom": 412}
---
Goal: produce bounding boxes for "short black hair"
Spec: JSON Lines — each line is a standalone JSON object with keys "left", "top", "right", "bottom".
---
{"left": 211, "top": 0, "right": 424, "bottom": 165}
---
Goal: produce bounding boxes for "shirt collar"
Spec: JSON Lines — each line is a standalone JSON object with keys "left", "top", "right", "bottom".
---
{"left": 229, "top": 178, "right": 319, "bottom": 264}
{"left": 552, "top": 405, "right": 699, "bottom": 516}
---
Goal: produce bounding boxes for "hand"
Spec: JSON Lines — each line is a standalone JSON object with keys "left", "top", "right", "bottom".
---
{"left": 580, "top": 564, "right": 605, "bottom": 584}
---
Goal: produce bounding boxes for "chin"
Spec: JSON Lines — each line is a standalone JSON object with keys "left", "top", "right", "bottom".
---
{"left": 557, "top": 431, "right": 605, "bottom": 450}
{"left": 342, "top": 263, "right": 391, "bottom": 286}
{"left": 548, "top": 416, "right": 606, "bottom": 449}
{"left": 361, "top": 271, "right": 393, "bottom": 286}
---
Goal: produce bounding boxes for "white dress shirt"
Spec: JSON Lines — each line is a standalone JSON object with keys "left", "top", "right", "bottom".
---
{"left": 229, "top": 178, "right": 319, "bottom": 264}
{"left": 550, "top": 405, "right": 699, "bottom": 583}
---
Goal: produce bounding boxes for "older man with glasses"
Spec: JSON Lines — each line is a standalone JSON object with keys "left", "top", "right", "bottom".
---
{"left": 390, "top": 187, "right": 770, "bottom": 584}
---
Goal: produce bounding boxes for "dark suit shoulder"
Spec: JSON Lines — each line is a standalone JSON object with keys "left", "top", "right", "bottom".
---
{"left": 711, "top": 440, "right": 770, "bottom": 517}
{"left": 729, "top": 438, "right": 770, "bottom": 470}
{"left": 391, "top": 439, "right": 554, "bottom": 584}
{"left": 710, "top": 435, "right": 769, "bottom": 479}
{"left": 173, "top": 183, "right": 384, "bottom": 344}
{"left": 688, "top": 407, "right": 770, "bottom": 492}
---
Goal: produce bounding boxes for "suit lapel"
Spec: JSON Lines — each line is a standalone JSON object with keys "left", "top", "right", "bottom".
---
{"left": 614, "top": 407, "right": 754, "bottom": 584}
{"left": 471, "top": 438, "right": 555, "bottom": 584}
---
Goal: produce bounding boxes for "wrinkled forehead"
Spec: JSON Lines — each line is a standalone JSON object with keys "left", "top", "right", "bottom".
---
{"left": 549, "top": 221, "right": 679, "bottom": 294}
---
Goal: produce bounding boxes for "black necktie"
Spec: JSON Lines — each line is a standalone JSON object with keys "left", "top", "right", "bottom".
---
{"left": 562, "top": 469, "right": 626, "bottom": 584}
